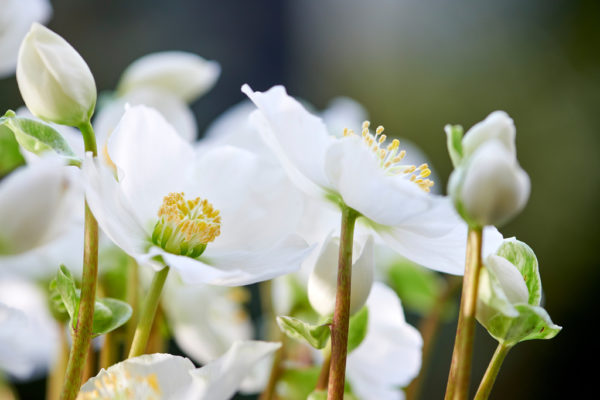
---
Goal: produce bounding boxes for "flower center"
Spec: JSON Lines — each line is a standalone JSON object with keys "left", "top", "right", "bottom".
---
{"left": 76, "top": 371, "right": 161, "bottom": 400}
{"left": 151, "top": 192, "right": 221, "bottom": 257}
{"left": 343, "top": 121, "right": 434, "bottom": 192}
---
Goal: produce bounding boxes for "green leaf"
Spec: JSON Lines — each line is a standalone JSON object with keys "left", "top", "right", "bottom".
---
{"left": 445, "top": 124, "right": 464, "bottom": 168}
{"left": 55, "top": 265, "right": 79, "bottom": 323}
{"left": 0, "top": 111, "right": 80, "bottom": 165}
{"left": 279, "top": 367, "right": 320, "bottom": 400}
{"left": 276, "top": 316, "right": 331, "bottom": 349}
{"left": 0, "top": 125, "right": 25, "bottom": 177}
{"left": 495, "top": 240, "right": 541, "bottom": 306}
{"left": 486, "top": 303, "right": 562, "bottom": 346}
{"left": 347, "top": 307, "right": 368, "bottom": 353}
{"left": 91, "top": 298, "right": 133, "bottom": 337}
{"left": 48, "top": 278, "right": 71, "bottom": 323}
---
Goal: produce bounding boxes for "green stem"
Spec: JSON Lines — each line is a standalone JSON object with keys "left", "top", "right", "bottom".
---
{"left": 124, "top": 257, "right": 140, "bottom": 356}
{"left": 60, "top": 121, "right": 99, "bottom": 400}
{"left": 327, "top": 206, "right": 358, "bottom": 400}
{"left": 474, "top": 343, "right": 511, "bottom": 400}
{"left": 444, "top": 227, "right": 483, "bottom": 400}
{"left": 128, "top": 266, "right": 170, "bottom": 358}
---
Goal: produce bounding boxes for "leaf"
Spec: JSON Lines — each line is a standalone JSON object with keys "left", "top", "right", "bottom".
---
{"left": 92, "top": 298, "right": 133, "bottom": 337}
{"left": 279, "top": 367, "right": 320, "bottom": 400}
{"left": 0, "top": 125, "right": 25, "bottom": 177}
{"left": 48, "top": 279, "right": 70, "bottom": 323}
{"left": 55, "top": 265, "right": 79, "bottom": 323}
{"left": 445, "top": 124, "right": 464, "bottom": 168}
{"left": 277, "top": 316, "right": 331, "bottom": 349}
{"left": 1, "top": 111, "right": 80, "bottom": 165}
{"left": 486, "top": 303, "right": 561, "bottom": 346}
{"left": 347, "top": 307, "right": 368, "bottom": 353}
{"left": 495, "top": 240, "right": 541, "bottom": 306}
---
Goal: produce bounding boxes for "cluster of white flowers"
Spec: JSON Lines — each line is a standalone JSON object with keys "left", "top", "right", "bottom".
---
{"left": 0, "top": 6, "right": 560, "bottom": 400}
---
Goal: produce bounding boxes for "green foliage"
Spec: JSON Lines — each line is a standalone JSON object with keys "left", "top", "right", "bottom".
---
{"left": 50, "top": 265, "right": 132, "bottom": 337}
{"left": 347, "top": 306, "right": 368, "bottom": 353}
{"left": 277, "top": 316, "right": 331, "bottom": 349}
{"left": 278, "top": 367, "right": 320, "bottom": 400}
{"left": 445, "top": 124, "right": 464, "bottom": 168}
{"left": 0, "top": 125, "right": 25, "bottom": 177}
{"left": 0, "top": 110, "right": 80, "bottom": 165}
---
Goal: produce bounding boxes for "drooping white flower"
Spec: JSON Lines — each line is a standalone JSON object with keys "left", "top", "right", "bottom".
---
{"left": 17, "top": 23, "right": 96, "bottom": 126}
{"left": 83, "top": 105, "right": 309, "bottom": 286}
{"left": 242, "top": 85, "right": 501, "bottom": 274}
{"left": 447, "top": 111, "right": 530, "bottom": 227}
{"left": 346, "top": 282, "right": 422, "bottom": 400}
{"left": 308, "top": 234, "right": 374, "bottom": 317}
{"left": 77, "top": 341, "right": 281, "bottom": 400}
{"left": 0, "top": 277, "right": 58, "bottom": 380}
{"left": 0, "top": 0, "right": 52, "bottom": 78}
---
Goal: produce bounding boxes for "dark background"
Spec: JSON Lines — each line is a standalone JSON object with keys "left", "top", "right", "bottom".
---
{"left": 1, "top": 0, "right": 598, "bottom": 398}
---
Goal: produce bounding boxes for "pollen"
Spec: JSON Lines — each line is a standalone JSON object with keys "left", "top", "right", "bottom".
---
{"left": 344, "top": 121, "right": 435, "bottom": 192}
{"left": 152, "top": 192, "right": 221, "bottom": 257}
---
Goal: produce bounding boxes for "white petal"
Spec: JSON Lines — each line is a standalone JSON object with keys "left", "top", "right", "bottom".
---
{"left": 81, "top": 154, "right": 150, "bottom": 257}
{"left": 320, "top": 97, "right": 368, "bottom": 137}
{"left": 187, "top": 341, "right": 281, "bottom": 400}
{"left": 161, "top": 234, "right": 310, "bottom": 286}
{"left": 94, "top": 88, "right": 197, "bottom": 144}
{"left": 0, "top": 0, "right": 52, "bottom": 77}
{"left": 485, "top": 255, "right": 529, "bottom": 304}
{"left": 462, "top": 111, "right": 516, "bottom": 158}
{"left": 242, "top": 84, "right": 334, "bottom": 197}
{"left": 347, "top": 283, "right": 422, "bottom": 398}
{"left": 117, "top": 51, "right": 220, "bottom": 103}
{"left": 107, "top": 105, "right": 194, "bottom": 228}
{"left": 324, "top": 137, "right": 432, "bottom": 226}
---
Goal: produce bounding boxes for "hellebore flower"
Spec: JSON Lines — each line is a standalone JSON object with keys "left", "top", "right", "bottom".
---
{"left": 0, "top": 0, "right": 51, "bottom": 78}
{"left": 17, "top": 23, "right": 96, "bottom": 126}
{"left": 346, "top": 282, "right": 422, "bottom": 400}
{"left": 447, "top": 111, "right": 530, "bottom": 227}
{"left": 77, "top": 341, "right": 281, "bottom": 400}
{"left": 83, "top": 105, "right": 309, "bottom": 286}
{"left": 242, "top": 85, "right": 501, "bottom": 274}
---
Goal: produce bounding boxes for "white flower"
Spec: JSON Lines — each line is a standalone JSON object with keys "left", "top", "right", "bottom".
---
{"left": 447, "top": 111, "right": 530, "bottom": 227}
{"left": 346, "top": 282, "right": 422, "bottom": 400}
{"left": 116, "top": 51, "right": 220, "bottom": 103}
{"left": 0, "top": 0, "right": 51, "bottom": 78}
{"left": 242, "top": 85, "right": 499, "bottom": 274}
{"left": 77, "top": 341, "right": 281, "bottom": 400}
{"left": 83, "top": 105, "right": 310, "bottom": 286}
{"left": 0, "top": 277, "right": 58, "bottom": 380}
{"left": 308, "top": 234, "right": 374, "bottom": 316}
{"left": 17, "top": 23, "right": 96, "bottom": 126}
{"left": 0, "top": 158, "right": 83, "bottom": 279}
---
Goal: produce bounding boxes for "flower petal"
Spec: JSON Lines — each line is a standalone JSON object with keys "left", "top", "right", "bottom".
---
{"left": 462, "top": 111, "right": 516, "bottom": 158}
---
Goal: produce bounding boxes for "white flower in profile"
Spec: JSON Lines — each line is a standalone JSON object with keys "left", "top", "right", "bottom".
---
{"left": 0, "top": 157, "right": 83, "bottom": 279}
{"left": 83, "top": 105, "right": 309, "bottom": 285}
{"left": 0, "top": 277, "right": 58, "bottom": 380}
{"left": 0, "top": 0, "right": 52, "bottom": 78}
{"left": 346, "top": 282, "right": 422, "bottom": 400}
{"left": 242, "top": 85, "right": 500, "bottom": 274}
{"left": 77, "top": 341, "right": 280, "bottom": 400}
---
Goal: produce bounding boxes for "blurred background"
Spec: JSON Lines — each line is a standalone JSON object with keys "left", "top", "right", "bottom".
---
{"left": 1, "top": 0, "right": 598, "bottom": 398}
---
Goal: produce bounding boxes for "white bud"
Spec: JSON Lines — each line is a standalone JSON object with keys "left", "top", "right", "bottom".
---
{"left": 16, "top": 23, "right": 96, "bottom": 126}
{"left": 116, "top": 51, "right": 220, "bottom": 103}
{"left": 462, "top": 111, "right": 516, "bottom": 159}
{"left": 308, "top": 234, "right": 374, "bottom": 317}
{"left": 450, "top": 140, "right": 530, "bottom": 227}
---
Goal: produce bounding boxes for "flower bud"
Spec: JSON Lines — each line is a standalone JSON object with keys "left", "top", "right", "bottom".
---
{"left": 308, "top": 234, "right": 374, "bottom": 317}
{"left": 16, "top": 23, "right": 96, "bottom": 126}
{"left": 449, "top": 140, "right": 530, "bottom": 227}
{"left": 462, "top": 111, "right": 516, "bottom": 158}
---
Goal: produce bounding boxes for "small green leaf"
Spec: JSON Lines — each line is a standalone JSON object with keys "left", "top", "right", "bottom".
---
{"left": 276, "top": 316, "right": 331, "bottom": 349}
{"left": 486, "top": 303, "right": 561, "bottom": 346}
{"left": 445, "top": 124, "right": 464, "bottom": 168}
{"left": 91, "top": 298, "right": 132, "bottom": 337}
{"left": 48, "top": 279, "right": 70, "bottom": 323}
{"left": 495, "top": 240, "right": 541, "bottom": 306}
{"left": 0, "top": 125, "right": 25, "bottom": 177}
{"left": 0, "top": 111, "right": 80, "bottom": 165}
{"left": 347, "top": 307, "right": 368, "bottom": 353}
{"left": 55, "top": 265, "right": 79, "bottom": 323}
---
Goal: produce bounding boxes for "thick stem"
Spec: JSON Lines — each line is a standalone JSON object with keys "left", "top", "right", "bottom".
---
{"left": 315, "top": 345, "right": 332, "bottom": 391}
{"left": 327, "top": 207, "right": 358, "bottom": 400}
{"left": 474, "top": 344, "right": 511, "bottom": 400}
{"left": 406, "top": 276, "right": 462, "bottom": 400}
{"left": 60, "top": 121, "right": 98, "bottom": 400}
{"left": 444, "top": 227, "right": 483, "bottom": 400}
{"left": 128, "top": 266, "right": 170, "bottom": 358}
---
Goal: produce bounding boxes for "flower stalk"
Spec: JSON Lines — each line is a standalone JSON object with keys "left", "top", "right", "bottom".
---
{"left": 444, "top": 226, "right": 483, "bottom": 400}
{"left": 474, "top": 343, "right": 511, "bottom": 400}
{"left": 128, "top": 266, "right": 170, "bottom": 358}
{"left": 60, "top": 121, "right": 99, "bottom": 400}
{"left": 327, "top": 206, "right": 359, "bottom": 399}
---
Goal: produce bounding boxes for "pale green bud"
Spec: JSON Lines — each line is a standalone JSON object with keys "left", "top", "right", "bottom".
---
{"left": 16, "top": 23, "right": 96, "bottom": 126}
